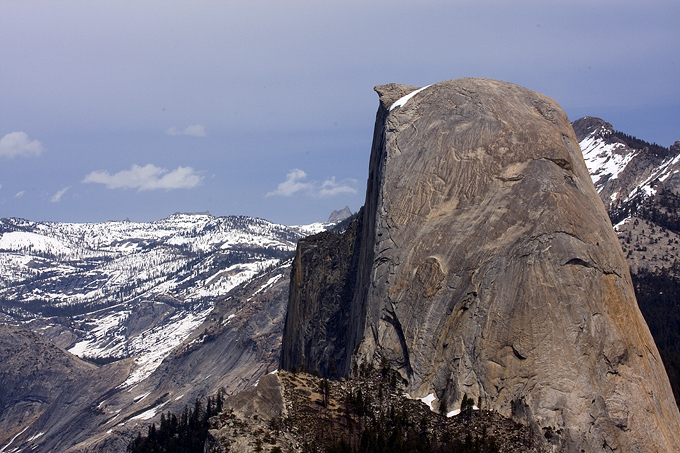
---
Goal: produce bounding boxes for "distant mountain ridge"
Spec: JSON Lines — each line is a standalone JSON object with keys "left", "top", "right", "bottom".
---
{"left": 0, "top": 212, "right": 337, "bottom": 388}
{"left": 574, "top": 116, "right": 680, "bottom": 217}
{"left": 575, "top": 116, "right": 680, "bottom": 276}
{"left": 0, "top": 210, "right": 347, "bottom": 452}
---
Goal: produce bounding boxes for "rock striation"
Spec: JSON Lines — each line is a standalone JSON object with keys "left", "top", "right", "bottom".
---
{"left": 0, "top": 324, "right": 133, "bottom": 452}
{"left": 281, "top": 78, "right": 680, "bottom": 452}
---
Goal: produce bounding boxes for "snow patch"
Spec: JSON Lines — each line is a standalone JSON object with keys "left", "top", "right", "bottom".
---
{"left": 0, "top": 231, "right": 73, "bottom": 256}
{"left": 404, "top": 392, "right": 438, "bottom": 412}
{"left": 580, "top": 136, "right": 631, "bottom": 189}
{"left": 27, "top": 432, "right": 44, "bottom": 442}
{"left": 251, "top": 274, "right": 283, "bottom": 297}
{"left": 223, "top": 313, "right": 236, "bottom": 325}
{"left": 291, "top": 222, "right": 330, "bottom": 236}
{"left": 390, "top": 85, "right": 433, "bottom": 111}
{"left": 68, "top": 339, "right": 93, "bottom": 356}
{"left": 131, "top": 401, "right": 169, "bottom": 420}
{"left": 119, "top": 306, "right": 213, "bottom": 388}
{"left": 0, "top": 425, "right": 30, "bottom": 452}
{"left": 134, "top": 392, "right": 151, "bottom": 402}
{"left": 419, "top": 393, "right": 437, "bottom": 411}
{"left": 446, "top": 405, "right": 479, "bottom": 417}
{"left": 613, "top": 218, "right": 630, "bottom": 230}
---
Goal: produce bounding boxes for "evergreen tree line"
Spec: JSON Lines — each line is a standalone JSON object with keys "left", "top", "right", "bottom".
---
{"left": 636, "top": 189, "right": 680, "bottom": 234}
{"left": 610, "top": 130, "right": 669, "bottom": 157}
{"left": 0, "top": 296, "right": 123, "bottom": 319}
{"left": 310, "top": 362, "right": 509, "bottom": 453}
{"left": 632, "top": 267, "right": 680, "bottom": 406}
{"left": 320, "top": 390, "right": 500, "bottom": 453}
{"left": 127, "top": 392, "right": 224, "bottom": 453}
{"left": 609, "top": 189, "right": 680, "bottom": 233}
{"left": 325, "top": 419, "right": 499, "bottom": 453}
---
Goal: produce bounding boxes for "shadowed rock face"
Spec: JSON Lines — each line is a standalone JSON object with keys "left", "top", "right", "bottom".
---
{"left": 280, "top": 219, "right": 362, "bottom": 377}
{"left": 282, "top": 78, "right": 680, "bottom": 452}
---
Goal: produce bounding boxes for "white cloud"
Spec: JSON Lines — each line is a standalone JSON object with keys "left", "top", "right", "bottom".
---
{"left": 165, "top": 124, "right": 206, "bottom": 137}
{"left": 318, "top": 177, "right": 358, "bottom": 198}
{"left": 15, "top": 191, "right": 25, "bottom": 198}
{"left": 51, "top": 186, "right": 70, "bottom": 202}
{"left": 267, "top": 169, "right": 357, "bottom": 198}
{"left": 0, "top": 132, "right": 44, "bottom": 158}
{"left": 83, "top": 164, "right": 203, "bottom": 191}
{"left": 267, "top": 169, "right": 313, "bottom": 197}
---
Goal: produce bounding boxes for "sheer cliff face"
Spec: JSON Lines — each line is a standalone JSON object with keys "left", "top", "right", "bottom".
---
{"left": 283, "top": 78, "right": 680, "bottom": 452}
{"left": 280, "top": 221, "right": 361, "bottom": 377}
{"left": 359, "top": 79, "right": 680, "bottom": 451}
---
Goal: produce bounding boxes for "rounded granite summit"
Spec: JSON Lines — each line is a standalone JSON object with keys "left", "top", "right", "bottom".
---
{"left": 283, "top": 78, "right": 680, "bottom": 452}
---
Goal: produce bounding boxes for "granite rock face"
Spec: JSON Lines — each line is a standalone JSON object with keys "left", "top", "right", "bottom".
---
{"left": 281, "top": 78, "right": 680, "bottom": 452}
{"left": 0, "top": 324, "right": 133, "bottom": 452}
{"left": 280, "top": 216, "right": 362, "bottom": 377}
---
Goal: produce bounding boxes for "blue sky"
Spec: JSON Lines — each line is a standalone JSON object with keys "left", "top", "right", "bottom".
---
{"left": 1, "top": 1, "right": 678, "bottom": 225}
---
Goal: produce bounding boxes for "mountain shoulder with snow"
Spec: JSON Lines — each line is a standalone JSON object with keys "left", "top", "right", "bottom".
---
{"left": 0, "top": 209, "right": 350, "bottom": 452}
{"left": 574, "top": 116, "right": 680, "bottom": 214}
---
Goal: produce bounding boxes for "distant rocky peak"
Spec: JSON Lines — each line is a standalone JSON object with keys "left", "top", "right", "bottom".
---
{"left": 575, "top": 116, "right": 680, "bottom": 213}
{"left": 327, "top": 206, "right": 352, "bottom": 223}
{"left": 572, "top": 116, "right": 615, "bottom": 142}
{"left": 672, "top": 141, "right": 680, "bottom": 154}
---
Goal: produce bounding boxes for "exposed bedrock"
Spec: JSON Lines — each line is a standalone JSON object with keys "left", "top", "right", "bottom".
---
{"left": 280, "top": 215, "right": 362, "bottom": 377}
{"left": 281, "top": 78, "right": 680, "bottom": 452}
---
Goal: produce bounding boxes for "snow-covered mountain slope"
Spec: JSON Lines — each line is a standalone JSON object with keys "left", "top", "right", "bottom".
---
{"left": 576, "top": 116, "right": 680, "bottom": 279}
{"left": 0, "top": 212, "right": 335, "bottom": 385}
{"left": 574, "top": 116, "right": 680, "bottom": 214}
{"left": 0, "top": 258, "right": 294, "bottom": 453}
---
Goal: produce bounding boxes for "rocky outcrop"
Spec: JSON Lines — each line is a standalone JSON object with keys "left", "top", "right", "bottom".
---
{"left": 281, "top": 215, "right": 362, "bottom": 377}
{"left": 672, "top": 141, "right": 680, "bottom": 155}
{"left": 205, "top": 373, "right": 294, "bottom": 453}
{"left": 281, "top": 78, "right": 680, "bottom": 452}
{"left": 207, "top": 370, "right": 547, "bottom": 453}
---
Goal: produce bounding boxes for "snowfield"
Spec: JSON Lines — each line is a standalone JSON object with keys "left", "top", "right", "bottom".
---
{"left": 0, "top": 212, "right": 338, "bottom": 387}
